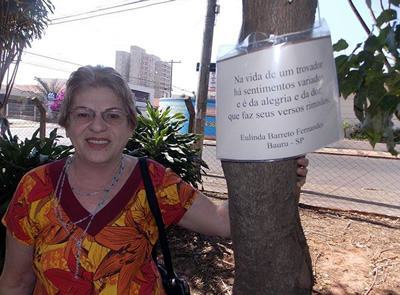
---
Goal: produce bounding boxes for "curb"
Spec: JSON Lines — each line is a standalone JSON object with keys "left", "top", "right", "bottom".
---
{"left": 315, "top": 147, "right": 399, "bottom": 160}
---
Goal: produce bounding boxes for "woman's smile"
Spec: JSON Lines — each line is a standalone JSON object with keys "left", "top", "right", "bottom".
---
{"left": 86, "top": 137, "right": 110, "bottom": 149}
{"left": 86, "top": 137, "right": 109, "bottom": 144}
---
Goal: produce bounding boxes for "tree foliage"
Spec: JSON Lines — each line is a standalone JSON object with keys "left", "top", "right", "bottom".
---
{"left": 0, "top": 0, "right": 54, "bottom": 111}
{"left": 333, "top": 0, "right": 400, "bottom": 154}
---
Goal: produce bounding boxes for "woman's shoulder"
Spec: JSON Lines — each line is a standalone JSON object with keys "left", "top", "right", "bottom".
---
{"left": 128, "top": 156, "right": 165, "bottom": 172}
{"left": 19, "top": 158, "right": 67, "bottom": 189}
{"left": 24, "top": 158, "right": 65, "bottom": 177}
{"left": 131, "top": 156, "right": 169, "bottom": 187}
{"left": 146, "top": 158, "right": 165, "bottom": 171}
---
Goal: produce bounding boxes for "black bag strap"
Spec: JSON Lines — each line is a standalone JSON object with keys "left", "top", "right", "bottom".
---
{"left": 138, "top": 157, "right": 175, "bottom": 279}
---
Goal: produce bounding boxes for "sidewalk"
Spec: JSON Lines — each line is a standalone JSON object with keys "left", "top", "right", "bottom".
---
{"left": 8, "top": 118, "right": 60, "bottom": 129}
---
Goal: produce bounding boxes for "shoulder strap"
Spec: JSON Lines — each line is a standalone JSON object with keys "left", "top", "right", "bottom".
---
{"left": 138, "top": 157, "right": 175, "bottom": 278}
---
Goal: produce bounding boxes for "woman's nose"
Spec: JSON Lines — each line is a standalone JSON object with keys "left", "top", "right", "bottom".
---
{"left": 89, "top": 113, "right": 108, "bottom": 132}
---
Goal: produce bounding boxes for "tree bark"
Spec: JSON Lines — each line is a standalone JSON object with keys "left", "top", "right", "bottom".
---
{"left": 222, "top": 1, "right": 317, "bottom": 294}
{"left": 239, "top": 0, "right": 317, "bottom": 40}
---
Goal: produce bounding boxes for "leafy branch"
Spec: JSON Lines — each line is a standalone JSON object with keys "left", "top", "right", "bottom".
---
{"left": 0, "top": 0, "right": 54, "bottom": 111}
{"left": 333, "top": 0, "right": 400, "bottom": 155}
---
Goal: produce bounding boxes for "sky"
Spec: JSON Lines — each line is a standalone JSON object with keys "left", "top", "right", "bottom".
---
{"left": 12, "top": 0, "right": 389, "bottom": 95}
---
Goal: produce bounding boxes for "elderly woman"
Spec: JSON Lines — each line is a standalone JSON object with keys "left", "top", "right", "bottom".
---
{"left": 0, "top": 65, "right": 308, "bottom": 294}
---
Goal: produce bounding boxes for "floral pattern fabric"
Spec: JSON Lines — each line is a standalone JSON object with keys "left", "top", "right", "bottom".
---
{"left": 2, "top": 159, "right": 197, "bottom": 295}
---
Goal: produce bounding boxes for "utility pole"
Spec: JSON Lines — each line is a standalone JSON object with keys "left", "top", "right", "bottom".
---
{"left": 194, "top": 0, "right": 219, "bottom": 150}
{"left": 168, "top": 60, "right": 181, "bottom": 97}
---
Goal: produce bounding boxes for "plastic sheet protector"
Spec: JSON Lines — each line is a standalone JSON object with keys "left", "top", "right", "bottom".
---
{"left": 216, "top": 20, "right": 343, "bottom": 161}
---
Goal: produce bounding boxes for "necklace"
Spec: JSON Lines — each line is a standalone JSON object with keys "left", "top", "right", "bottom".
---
{"left": 53, "top": 155, "right": 126, "bottom": 278}
{"left": 71, "top": 188, "right": 103, "bottom": 197}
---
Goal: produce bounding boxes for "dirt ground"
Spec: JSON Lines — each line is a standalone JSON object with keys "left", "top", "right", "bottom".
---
{"left": 168, "top": 192, "right": 400, "bottom": 295}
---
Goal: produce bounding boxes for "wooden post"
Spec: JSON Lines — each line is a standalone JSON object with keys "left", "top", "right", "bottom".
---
{"left": 31, "top": 97, "right": 46, "bottom": 140}
{"left": 183, "top": 96, "right": 195, "bottom": 133}
{"left": 194, "top": 0, "right": 218, "bottom": 151}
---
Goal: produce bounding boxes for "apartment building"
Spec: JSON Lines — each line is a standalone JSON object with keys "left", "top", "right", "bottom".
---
{"left": 115, "top": 46, "right": 171, "bottom": 99}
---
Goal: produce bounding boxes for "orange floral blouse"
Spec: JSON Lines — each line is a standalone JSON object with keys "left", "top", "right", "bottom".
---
{"left": 2, "top": 158, "right": 197, "bottom": 295}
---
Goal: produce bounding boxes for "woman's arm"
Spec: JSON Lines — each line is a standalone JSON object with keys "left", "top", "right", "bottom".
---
{"left": 178, "top": 157, "right": 309, "bottom": 238}
{"left": 178, "top": 192, "right": 230, "bottom": 238}
{"left": 0, "top": 231, "right": 35, "bottom": 295}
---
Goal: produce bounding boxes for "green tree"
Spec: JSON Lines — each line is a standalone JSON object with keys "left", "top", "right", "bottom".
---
{"left": 0, "top": 0, "right": 54, "bottom": 114}
{"left": 334, "top": 0, "right": 400, "bottom": 154}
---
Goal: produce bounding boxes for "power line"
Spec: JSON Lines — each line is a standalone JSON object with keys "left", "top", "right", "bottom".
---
{"left": 19, "top": 60, "right": 173, "bottom": 91}
{"left": 19, "top": 61, "right": 73, "bottom": 73}
{"left": 21, "top": 61, "right": 195, "bottom": 93}
{"left": 51, "top": 0, "right": 153, "bottom": 21}
{"left": 50, "top": 0, "right": 176, "bottom": 25}
{"left": 172, "top": 85, "right": 195, "bottom": 95}
{"left": 21, "top": 59, "right": 160, "bottom": 88}
{"left": 21, "top": 52, "right": 194, "bottom": 93}
{"left": 21, "top": 52, "right": 163, "bottom": 88}
{"left": 24, "top": 51, "right": 83, "bottom": 66}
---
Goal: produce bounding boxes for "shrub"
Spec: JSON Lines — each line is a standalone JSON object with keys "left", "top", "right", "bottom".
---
{"left": 0, "top": 128, "right": 73, "bottom": 270}
{"left": 125, "top": 102, "right": 208, "bottom": 187}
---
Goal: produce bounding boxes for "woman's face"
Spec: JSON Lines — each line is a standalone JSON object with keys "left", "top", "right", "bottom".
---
{"left": 66, "top": 86, "right": 134, "bottom": 166}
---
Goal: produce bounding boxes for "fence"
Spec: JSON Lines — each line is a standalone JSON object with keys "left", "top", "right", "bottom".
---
{"left": 5, "top": 102, "right": 38, "bottom": 121}
{"left": 5, "top": 101, "right": 400, "bottom": 218}
{"left": 201, "top": 140, "right": 400, "bottom": 218}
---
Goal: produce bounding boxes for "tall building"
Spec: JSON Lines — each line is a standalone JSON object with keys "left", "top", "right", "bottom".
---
{"left": 115, "top": 46, "right": 171, "bottom": 99}
{"left": 155, "top": 61, "right": 172, "bottom": 98}
{"left": 115, "top": 51, "right": 130, "bottom": 82}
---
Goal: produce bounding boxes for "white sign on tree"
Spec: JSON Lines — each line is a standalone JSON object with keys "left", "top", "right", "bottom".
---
{"left": 216, "top": 30, "right": 343, "bottom": 161}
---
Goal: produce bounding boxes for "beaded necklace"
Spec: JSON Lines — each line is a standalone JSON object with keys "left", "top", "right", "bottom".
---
{"left": 53, "top": 155, "right": 126, "bottom": 278}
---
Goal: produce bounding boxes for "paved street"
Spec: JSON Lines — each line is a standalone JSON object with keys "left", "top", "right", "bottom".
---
{"left": 7, "top": 119, "right": 400, "bottom": 217}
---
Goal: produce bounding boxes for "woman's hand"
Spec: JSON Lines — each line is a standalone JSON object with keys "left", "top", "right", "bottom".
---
{"left": 296, "top": 156, "right": 309, "bottom": 188}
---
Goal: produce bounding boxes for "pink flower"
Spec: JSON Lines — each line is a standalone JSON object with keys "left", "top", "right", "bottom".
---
{"left": 50, "top": 90, "right": 65, "bottom": 112}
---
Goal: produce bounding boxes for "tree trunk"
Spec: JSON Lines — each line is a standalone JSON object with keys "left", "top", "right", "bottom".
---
{"left": 222, "top": 1, "right": 317, "bottom": 294}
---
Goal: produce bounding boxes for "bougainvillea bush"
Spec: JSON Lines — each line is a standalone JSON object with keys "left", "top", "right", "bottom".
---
{"left": 49, "top": 89, "right": 64, "bottom": 113}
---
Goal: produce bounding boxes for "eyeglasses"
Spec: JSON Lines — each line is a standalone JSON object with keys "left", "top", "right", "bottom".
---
{"left": 69, "top": 107, "right": 128, "bottom": 126}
